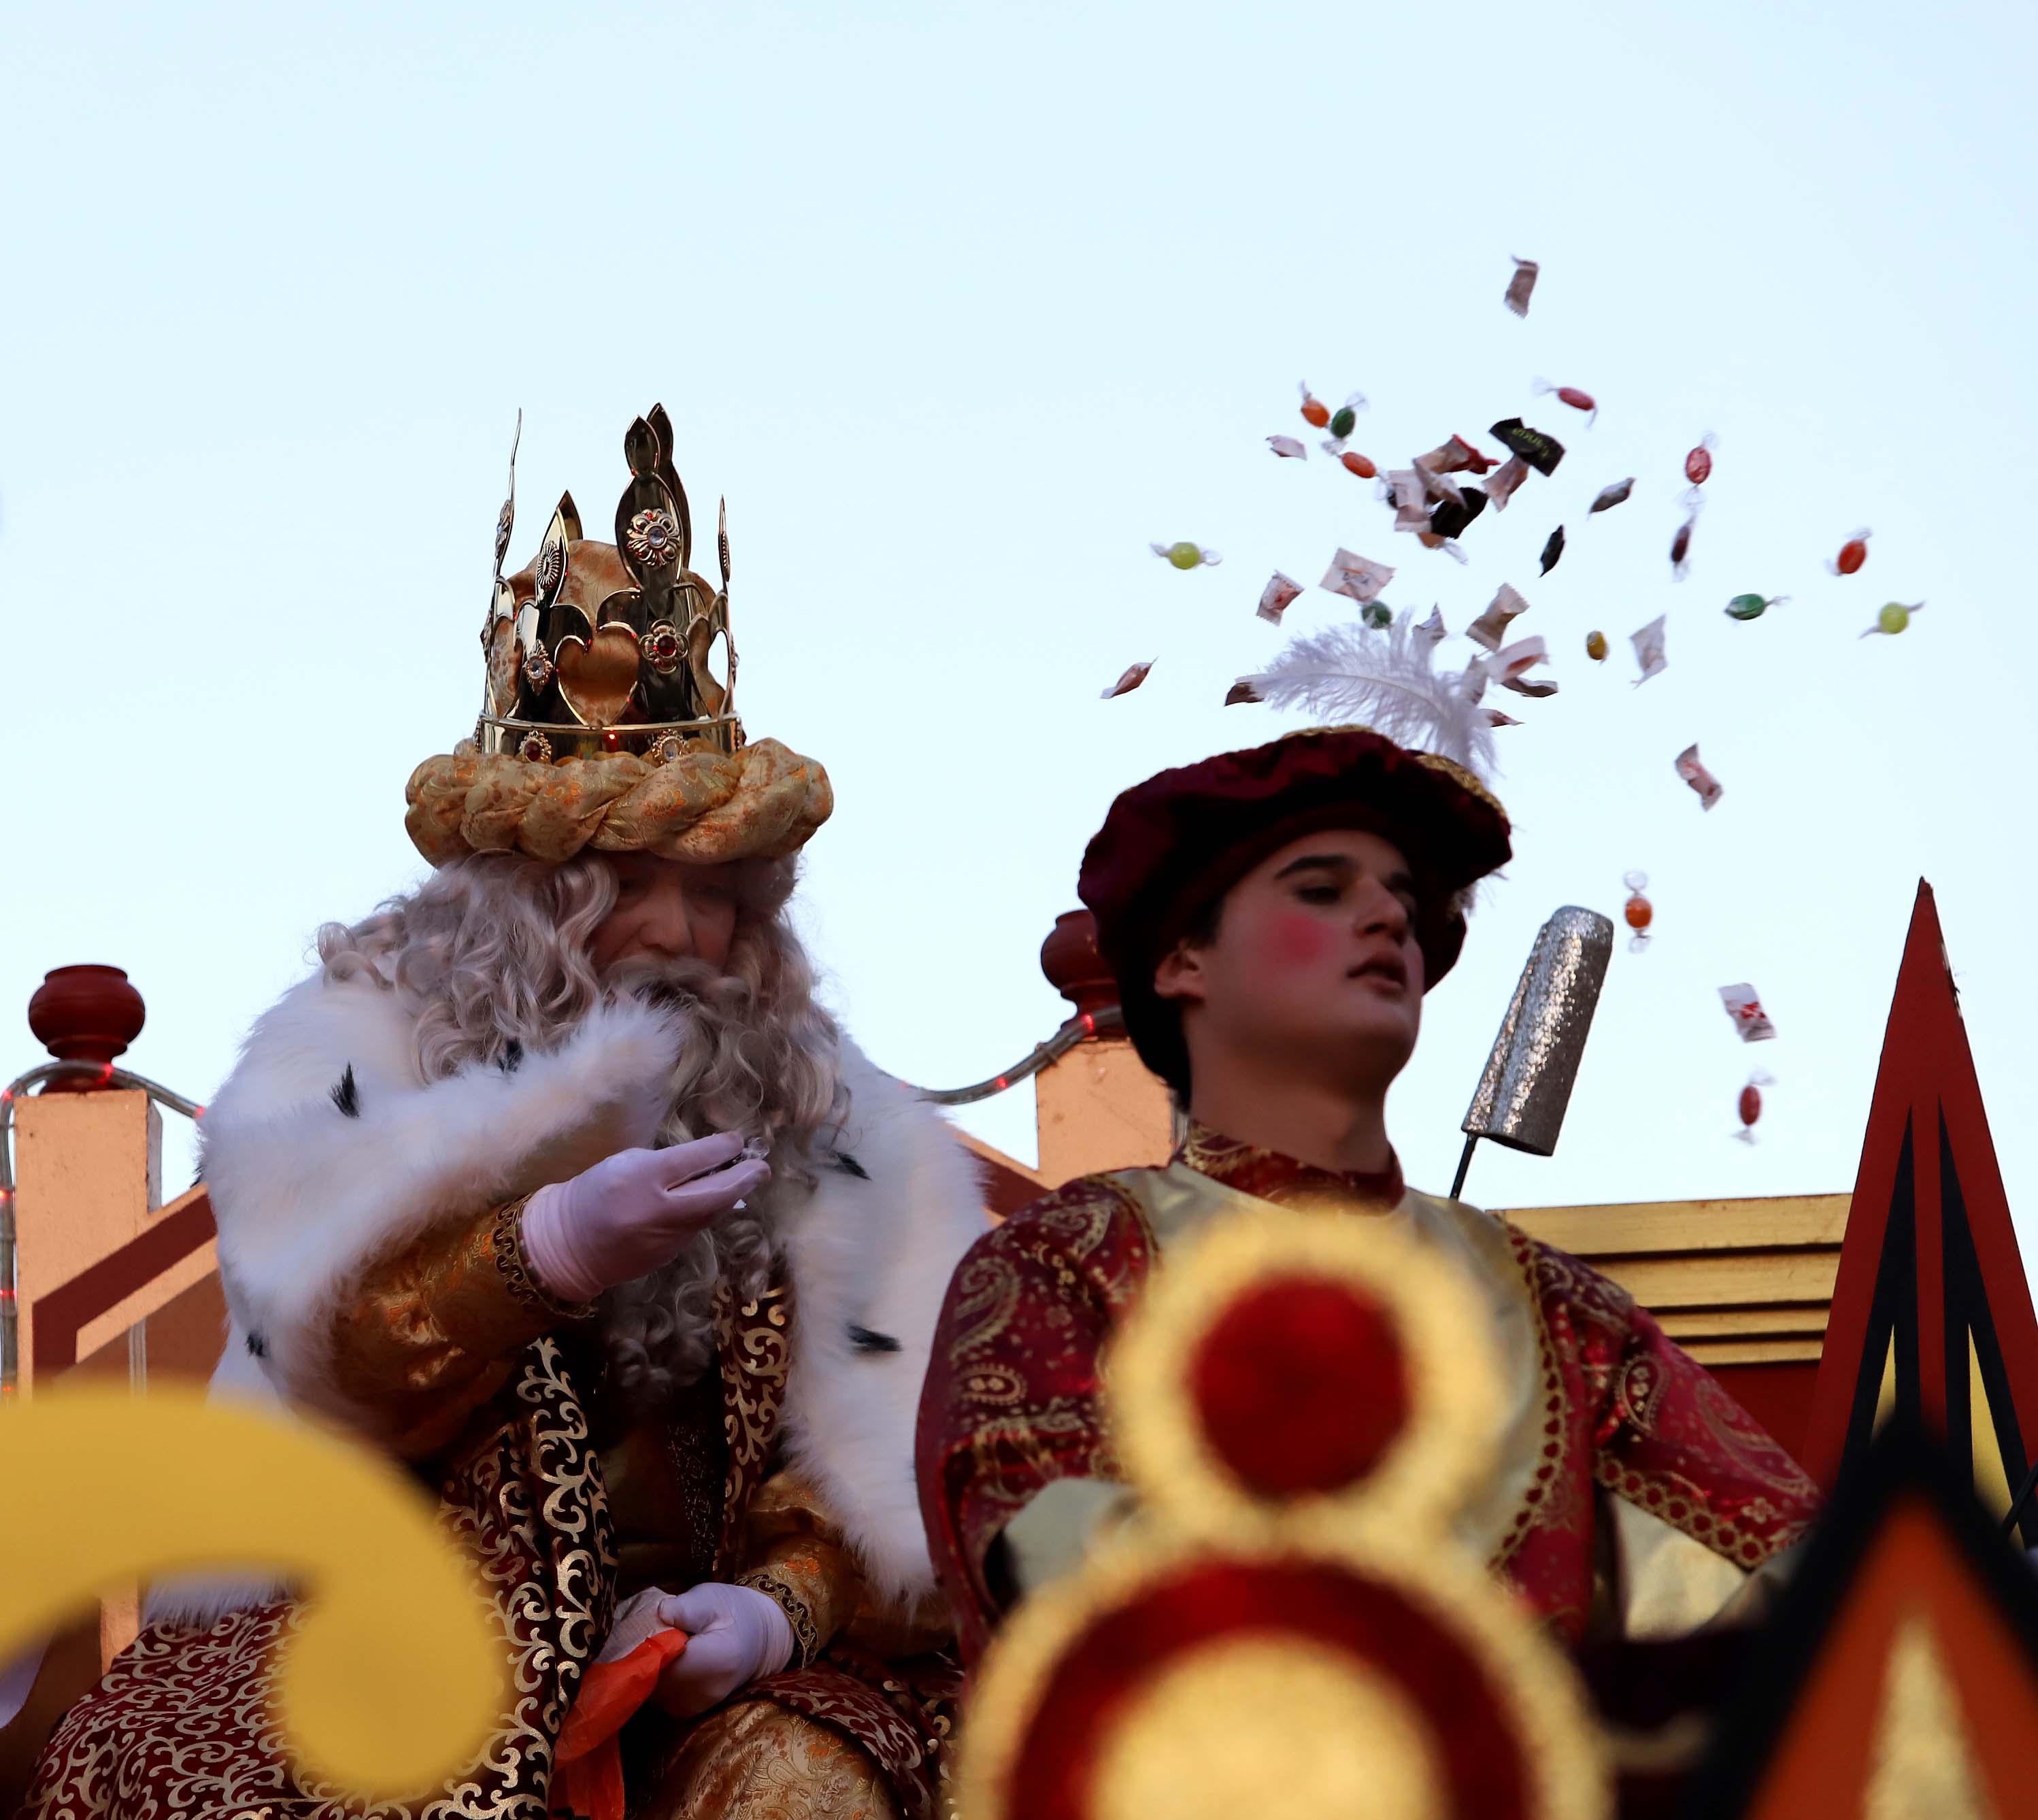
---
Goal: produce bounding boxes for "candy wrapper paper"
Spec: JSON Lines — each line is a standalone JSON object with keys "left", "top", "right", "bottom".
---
{"left": 1719, "top": 982, "right": 1777, "bottom": 1043}
{"left": 1675, "top": 742, "right": 1723, "bottom": 809}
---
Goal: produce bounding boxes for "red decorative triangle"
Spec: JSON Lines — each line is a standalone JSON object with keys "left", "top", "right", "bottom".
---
{"left": 1684, "top": 1424, "right": 2038, "bottom": 1818}
{"left": 1803, "top": 881, "right": 2038, "bottom": 1532}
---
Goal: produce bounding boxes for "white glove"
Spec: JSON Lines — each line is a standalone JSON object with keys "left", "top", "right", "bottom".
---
{"left": 521, "top": 1132, "right": 770, "bottom": 1306}
{"left": 651, "top": 1583, "right": 795, "bottom": 1716}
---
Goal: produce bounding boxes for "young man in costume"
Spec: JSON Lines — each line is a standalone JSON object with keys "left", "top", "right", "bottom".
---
{"left": 27, "top": 409, "right": 984, "bottom": 1820}
{"left": 916, "top": 627, "right": 1822, "bottom": 1668}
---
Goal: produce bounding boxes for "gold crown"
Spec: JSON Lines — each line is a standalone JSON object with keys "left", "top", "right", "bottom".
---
{"left": 404, "top": 408, "right": 831, "bottom": 870}
{"left": 479, "top": 405, "right": 741, "bottom": 765}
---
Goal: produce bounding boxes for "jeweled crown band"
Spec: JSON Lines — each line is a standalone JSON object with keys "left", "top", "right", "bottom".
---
{"left": 474, "top": 711, "right": 746, "bottom": 768}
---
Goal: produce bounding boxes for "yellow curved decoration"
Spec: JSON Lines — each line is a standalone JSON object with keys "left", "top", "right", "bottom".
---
{"left": 0, "top": 1385, "right": 506, "bottom": 1801}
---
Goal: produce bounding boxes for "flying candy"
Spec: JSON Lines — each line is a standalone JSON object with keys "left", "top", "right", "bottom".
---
{"left": 1675, "top": 742, "right": 1722, "bottom": 810}
{"left": 1417, "top": 462, "right": 1465, "bottom": 508}
{"left": 1590, "top": 479, "right": 1635, "bottom": 515}
{"left": 1493, "top": 637, "right": 1556, "bottom": 697}
{"left": 1586, "top": 630, "right": 1608, "bottom": 662}
{"left": 1539, "top": 526, "right": 1566, "bottom": 576}
{"left": 1416, "top": 435, "right": 1497, "bottom": 477}
{"left": 1300, "top": 383, "right": 1367, "bottom": 446}
{"left": 1735, "top": 1071, "right": 1776, "bottom": 1144}
{"left": 1622, "top": 871, "right": 1653, "bottom": 953}
{"left": 1724, "top": 593, "right": 1787, "bottom": 622}
{"left": 1503, "top": 256, "right": 1539, "bottom": 318}
{"left": 1469, "top": 584, "right": 1531, "bottom": 652}
{"left": 1718, "top": 982, "right": 1777, "bottom": 1043}
{"left": 1256, "top": 572, "right": 1303, "bottom": 625}
{"left": 1671, "top": 512, "right": 1697, "bottom": 580}
{"left": 1684, "top": 435, "right": 1716, "bottom": 488}
{"left": 1339, "top": 450, "right": 1380, "bottom": 479}
{"left": 1102, "top": 660, "right": 1154, "bottom": 700}
{"left": 1428, "top": 488, "right": 1488, "bottom": 541}
{"left": 1266, "top": 435, "right": 1307, "bottom": 460}
{"left": 1386, "top": 470, "right": 1430, "bottom": 533}
{"left": 1152, "top": 541, "right": 1220, "bottom": 570}
{"left": 1531, "top": 380, "right": 1598, "bottom": 427}
{"left": 1631, "top": 613, "right": 1668, "bottom": 685}
{"left": 1828, "top": 528, "right": 1872, "bottom": 576}
{"left": 1361, "top": 601, "right": 1393, "bottom": 630}
{"left": 1488, "top": 418, "right": 1565, "bottom": 477}
{"left": 1861, "top": 601, "right": 1925, "bottom": 639}
{"left": 1320, "top": 549, "right": 1395, "bottom": 604}
{"left": 1486, "top": 455, "right": 1531, "bottom": 511}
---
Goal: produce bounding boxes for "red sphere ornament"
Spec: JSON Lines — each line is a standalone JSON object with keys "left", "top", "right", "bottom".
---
{"left": 1188, "top": 1275, "right": 1409, "bottom": 1498}
{"left": 1039, "top": 910, "right": 1118, "bottom": 1025}
{"left": 27, "top": 965, "right": 146, "bottom": 1093}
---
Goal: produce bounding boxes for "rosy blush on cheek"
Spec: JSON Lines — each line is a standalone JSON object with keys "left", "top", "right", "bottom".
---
{"left": 1265, "top": 911, "right": 1337, "bottom": 971}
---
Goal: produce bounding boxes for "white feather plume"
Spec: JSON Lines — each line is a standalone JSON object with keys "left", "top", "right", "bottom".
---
{"left": 1234, "top": 610, "right": 1497, "bottom": 779}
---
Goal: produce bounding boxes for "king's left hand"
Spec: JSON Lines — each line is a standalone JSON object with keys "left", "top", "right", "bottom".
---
{"left": 650, "top": 1583, "right": 795, "bottom": 1716}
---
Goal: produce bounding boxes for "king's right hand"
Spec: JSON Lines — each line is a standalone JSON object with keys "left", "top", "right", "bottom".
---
{"left": 520, "top": 1132, "right": 770, "bottom": 1305}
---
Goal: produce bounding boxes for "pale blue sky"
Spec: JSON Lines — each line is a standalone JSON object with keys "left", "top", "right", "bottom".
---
{"left": 6, "top": 1, "right": 2035, "bottom": 1245}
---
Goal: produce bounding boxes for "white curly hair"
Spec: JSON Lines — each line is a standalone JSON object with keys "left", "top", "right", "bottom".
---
{"left": 315, "top": 849, "right": 845, "bottom": 1406}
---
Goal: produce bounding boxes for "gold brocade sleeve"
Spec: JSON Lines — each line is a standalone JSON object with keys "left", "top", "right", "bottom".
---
{"left": 736, "top": 1470, "right": 953, "bottom": 1668}
{"left": 328, "top": 1195, "right": 595, "bottom": 1457}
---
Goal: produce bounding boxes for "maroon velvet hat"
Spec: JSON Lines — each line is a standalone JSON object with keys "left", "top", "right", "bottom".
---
{"left": 1078, "top": 725, "right": 1511, "bottom": 1091}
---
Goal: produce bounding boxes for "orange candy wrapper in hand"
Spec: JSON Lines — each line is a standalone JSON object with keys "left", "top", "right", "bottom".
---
{"left": 552, "top": 1628, "right": 690, "bottom": 1820}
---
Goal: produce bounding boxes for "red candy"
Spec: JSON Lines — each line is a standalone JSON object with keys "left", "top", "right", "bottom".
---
{"left": 1685, "top": 434, "right": 1716, "bottom": 486}
{"left": 1735, "top": 1070, "right": 1775, "bottom": 1143}
{"left": 1531, "top": 379, "right": 1597, "bottom": 426}
{"left": 1829, "top": 528, "right": 1872, "bottom": 575}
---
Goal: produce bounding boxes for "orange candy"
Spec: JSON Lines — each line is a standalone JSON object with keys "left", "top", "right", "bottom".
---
{"left": 1299, "top": 384, "right": 1331, "bottom": 428}
{"left": 1339, "top": 450, "right": 1378, "bottom": 479}
{"left": 1621, "top": 869, "right": 1653, "bottom": 952}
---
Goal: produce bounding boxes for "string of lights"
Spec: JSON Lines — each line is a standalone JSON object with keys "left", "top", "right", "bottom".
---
{"left": 916, "top": 1007, "right": 1124, "bottom": 1106}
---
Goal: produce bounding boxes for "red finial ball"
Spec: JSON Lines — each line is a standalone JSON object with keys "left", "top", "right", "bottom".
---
{"left": 27, "top": 966, "right": 146, "bottom": 1092}
{"left": 1040, "top": 910, "right": 1118, "bottom": 1024}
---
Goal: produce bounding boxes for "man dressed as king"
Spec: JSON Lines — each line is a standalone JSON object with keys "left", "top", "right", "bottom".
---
{"left": 27, "top": 408, "right": 984, "bottom": 1820}
{"left": 916, "top": 617, "right": 1824, "bottom": 1668}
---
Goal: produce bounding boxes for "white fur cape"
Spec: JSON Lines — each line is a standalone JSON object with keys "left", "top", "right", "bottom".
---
{"left": 174, "top": 970, "right": 988, "bottom": 1621}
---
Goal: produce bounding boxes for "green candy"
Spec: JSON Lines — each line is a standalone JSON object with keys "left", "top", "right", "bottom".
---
{"left": 1724, "top": 592, "right": 1784, "bottom": 621}
{"left": 1878, "top": 601, "right": 1911, "bottom": 635}
{"left": 1167, "top": 541, "right": 1203, "bottom": 570}
{"left": 1361, "top": 601, "right": 1392, "bottom": 630}
{"left": 1330, "top": 405, "right": 1358, "bottom": 441}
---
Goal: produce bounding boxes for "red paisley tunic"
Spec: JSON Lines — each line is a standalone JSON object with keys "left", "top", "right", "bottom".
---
{"left": 916, "top": 1125, "right": 1821, "bottom": 1667}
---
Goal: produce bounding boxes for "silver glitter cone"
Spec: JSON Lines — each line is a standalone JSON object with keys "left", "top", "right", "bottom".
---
{"left": 1460, "top": 905, "right": 1614, "bottom": 1157}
